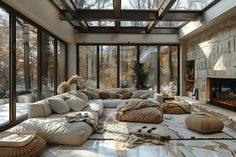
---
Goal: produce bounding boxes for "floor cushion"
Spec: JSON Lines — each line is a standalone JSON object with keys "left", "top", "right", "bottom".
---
{"left": 116, "top": 106, "right": 163, "bottom": 124}
{"left": 185, "top": 113, "right": 224, "bottom": 134}
{"left": 116, "top": 100, "right": 163, "bottom": 124}
{"left": 161, "top": 100, "right": 191, "bottom": 114}
{"left": 8, "top": 111, "right": 97, "bottom": 145}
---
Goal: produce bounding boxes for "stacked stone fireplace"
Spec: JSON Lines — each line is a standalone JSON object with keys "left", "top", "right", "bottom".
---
{"left": 206, "top": 78, "right": 236, "bottom": 111}
{"left": 185, "top": 17, "right": 236, "bottom": 111}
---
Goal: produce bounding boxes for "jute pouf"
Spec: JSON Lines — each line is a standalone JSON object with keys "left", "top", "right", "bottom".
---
{"left": 185, "top": 113, "right": 224, "bottom": 134}
{"left": 0, "top": 135, "right": 46, "bottom": 157}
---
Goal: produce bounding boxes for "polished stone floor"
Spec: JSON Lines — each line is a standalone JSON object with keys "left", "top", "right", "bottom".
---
{"left": 40, "top": 139, "right": 236, "bottom": 157}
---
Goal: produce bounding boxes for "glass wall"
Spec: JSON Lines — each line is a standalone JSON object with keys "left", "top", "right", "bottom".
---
{"left": 16, "top": 17, "right": 38, "bottom": 118}
{"left": 120, "top": 46, "right": 137, "bottom": 88}
{"left": 41, "top": 32, "right": 55, "bottom": 99}
{"left": 140, "top": 46, "right": 158, "bottom": 90}
{"left": 99, "top": 46, "right": 117, "bottom": 88}
{"left": 57, "top": 41, "right": 66, "bottom": 85}
{"left": 0, "top": 7, "right": 9, "bottom": 125}
{"left": 160, "top": 46, "right": 178, "bottom": 94}
{"left": 78, "top": 45, "right": 179, "bottom": 93}
{"left": 79, "top": 46, "right": 97, "bottom": 88}
{"left": 0, "top": 3, "right": 67, "bottom": 130}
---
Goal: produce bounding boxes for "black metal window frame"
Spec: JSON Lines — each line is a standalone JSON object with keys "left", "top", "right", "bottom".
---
{"left": 0, "top": 1, "right": 68, "bottom": 131}
{"left": 77, "top": 43, "right": 180, "bottom": 94}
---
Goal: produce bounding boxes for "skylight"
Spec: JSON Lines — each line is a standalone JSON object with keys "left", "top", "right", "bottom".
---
{"left": 87, "top": 21, "right": 115, "bottom": 27}
{"left": 156, "top": 21, "right": 186, "bottom": 28}
{"left": 72, "top": 0, "right": 113, "bottom": 9}
{"left": 121, "top": 0, "right": 158, "bottom": 10}
{"left": 171, "top": 0, "right": 215, "bottom": 10}
{"left": 121, "top": 21, "right": 149, "bottom": 27}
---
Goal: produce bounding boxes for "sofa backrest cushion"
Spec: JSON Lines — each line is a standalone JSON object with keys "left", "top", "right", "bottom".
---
{"left": 28, "top": 99, "right": 52, "bottom": 118}
{"left": 65, "top": 97, "right": 89, "bottom": 111}
{"left": 67, "top": 91, "right": 89, "bottom": 102}
{"left": 48, "top": 97, "right": 70, "bottom": 114}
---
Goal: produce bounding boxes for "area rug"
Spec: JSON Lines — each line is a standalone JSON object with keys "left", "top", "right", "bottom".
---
{"left": 89, "top": 108, "right": 236, "bottom": 140}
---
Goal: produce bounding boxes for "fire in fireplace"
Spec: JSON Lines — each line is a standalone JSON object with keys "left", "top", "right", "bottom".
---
{"left": 206, "top": 78, "right": 236, "bottom": 112}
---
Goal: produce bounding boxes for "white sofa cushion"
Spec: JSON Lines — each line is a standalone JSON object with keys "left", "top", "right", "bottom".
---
{"left": 83, "top": 100, "right": 104, "bottom": 117}
{"left": 48, "top": 98, "right": 70, "bottom": 114}
{"left": 65, "top": 97, "right": 88, "bottom": 111}
{"left": 28, "top": 99, "right": 52, "bottom": 118}
{"left": 8, "top": 111, "right": 97, "bottom": 145}
{"left": 101, "top": 99, "right": 129, "bottom": 108}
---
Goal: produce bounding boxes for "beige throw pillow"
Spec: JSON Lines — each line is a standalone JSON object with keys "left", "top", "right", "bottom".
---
{"left": 65, "top": 97, "right": 89, "bottom": 111}
{"left": 48, "top": 97, "right": 70, "bottom": 114}
{"left": 140, "top": 93, "right": 150, "bottom": 99}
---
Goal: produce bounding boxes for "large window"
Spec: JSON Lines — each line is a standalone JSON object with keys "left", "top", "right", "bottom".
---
{"left": 77, "top": 44, "right": 179, "bottom": 93}
{"left": 99, "top": 46, "right": 117, "bottom": 88}
{"left": 160, "top": 46, "right": 178, "bottom": 93}
{"left": 120, "top": 46, "right": 137, "bottom": 88}
{"left": 79, "top": 46, "right": 97, "bottom": 88}
{"left": 139, "top": 46, "right": 158, "bottom": 90}
{"left": 41, "top": 32, "right": 55, "bottom": 99}
{"left": 16, "top": 17, "right": 38, "bottom": 118}
{"left": 0, "top": 2, "right": 67, "bottom": 130}
{"left": 57, "top": 41, "right": 66, "bottom": 85}
{"left": 0, "top": 7, "right": 9, "bottom": 126}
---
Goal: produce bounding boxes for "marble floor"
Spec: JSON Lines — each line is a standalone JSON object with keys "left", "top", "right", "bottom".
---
{"left": 40, "top": 139, "right": 236, "bottom": 157}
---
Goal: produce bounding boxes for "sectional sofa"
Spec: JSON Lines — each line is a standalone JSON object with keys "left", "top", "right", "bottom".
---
{"left": 8, "top": 88, "right": 163, "bottom": 145}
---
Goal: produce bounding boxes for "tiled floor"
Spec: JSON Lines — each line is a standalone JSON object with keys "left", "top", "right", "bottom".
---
{"left": 40, "top": 140, "right": 236, "bottom": 157}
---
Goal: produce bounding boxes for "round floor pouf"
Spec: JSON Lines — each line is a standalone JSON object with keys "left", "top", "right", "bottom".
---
{"left": 185, "top": 113, "right": 224, "bottom": 134}
{"left": 0, "top": 135, "right": 46, "bottom": 157}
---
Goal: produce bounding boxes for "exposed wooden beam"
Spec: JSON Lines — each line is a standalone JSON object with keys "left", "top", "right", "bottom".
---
{"left": 113, "top": 0, "right": 121, "bottom": 32}
{"left": 158, "top": 0, "right": 176, "bottom": 18}
{"left": 60, "top": 0, "right": 88, "bottom": 31}
{"left": 60, "top": 10, "right": 201, "bottom": 21}
{"left": 146, "top": 0, "right": 176, "bottom": 33}
{"left": 75, "top": 27, "right": 177, "bottom": 34}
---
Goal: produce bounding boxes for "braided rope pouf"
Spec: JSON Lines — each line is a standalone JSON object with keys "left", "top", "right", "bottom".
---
{"left": 0, "top": 135, "right": 46, "bottom": 157}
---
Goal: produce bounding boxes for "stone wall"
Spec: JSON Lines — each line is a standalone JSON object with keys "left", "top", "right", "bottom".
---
{"left": 185, "top": 17, "right": 236, "bottom": 101}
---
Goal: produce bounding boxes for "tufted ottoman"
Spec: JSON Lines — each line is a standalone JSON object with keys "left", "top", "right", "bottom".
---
{"left": 185, "top": 113, "right": 224, "bottom": 134}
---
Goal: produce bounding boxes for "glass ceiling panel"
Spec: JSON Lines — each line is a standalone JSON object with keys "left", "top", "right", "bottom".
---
{"left": 72, "top": 0, "right": 113, "bottom": 9}
{"left": 121, "top": 21, "right": 149, "bottom": 27}
{"left": 87, "top": 21, "right": 115, "bottom": 27}
{"left": 171, "top": 0, "right": 215, "bottom": 10}
{"left": 121, "top": 0, "right": 158, "bottom": 10}
{"left": 156, "top": 21, "right": 186, "bottom": 28}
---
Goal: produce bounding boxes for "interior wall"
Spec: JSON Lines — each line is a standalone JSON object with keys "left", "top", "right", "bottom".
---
{"left": 183, "top": 16, "right": 236, "bottom": 101}
{"left": 2, "top": 0, "right": 75, "bottom": 43}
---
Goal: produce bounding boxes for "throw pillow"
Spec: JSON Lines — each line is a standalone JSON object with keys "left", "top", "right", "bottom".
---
{"left": 65, "top": 97, "right": 89, "bottom": 111}
{"left": 76, "top": 91, "right": 89, "bottom": 102}
{"left": 140, "top": 93, "right": 150, "bottom": 99}
{"left": 48, "top": 97, "right": 70, "bottom": 114}
{"left": 87, "top": 88, "right": 100, "bottom": 99}
{"left": 99, "top": 91, "right": 110, "bottom": 99}
{"left": 131, "top": 91, "right": 142, "bottom": 98}
{"left": 116, "top": 89, "right": 132, "bottom": 99}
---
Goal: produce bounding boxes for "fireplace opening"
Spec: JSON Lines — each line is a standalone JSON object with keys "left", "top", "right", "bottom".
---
{"left": 206, "top": 78, "right": 236, "bottom": 112}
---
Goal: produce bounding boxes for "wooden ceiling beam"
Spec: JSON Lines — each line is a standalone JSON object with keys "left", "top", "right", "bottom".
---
{"left": 146, "top": 0, "right": 176, "bottom": 33}
{"left": 60, "top": 10, "right": 201, "bottom": 21}
{"left": 113, "top": 0, "right": 121, "bottom": 33}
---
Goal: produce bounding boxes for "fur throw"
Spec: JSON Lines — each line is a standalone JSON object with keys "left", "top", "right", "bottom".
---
{"left": 57, "top": 81, "right": 71, "bottom": 94}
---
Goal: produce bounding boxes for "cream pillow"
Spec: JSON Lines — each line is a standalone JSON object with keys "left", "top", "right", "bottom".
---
{"left": 76, "top": 91, "right": 89, "bottom": 102}
{"left": 48, "top": 98, "right": 70, "bottom": 114}
{"left": 65, "top": 97, "right": 89, "bottom": 111}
